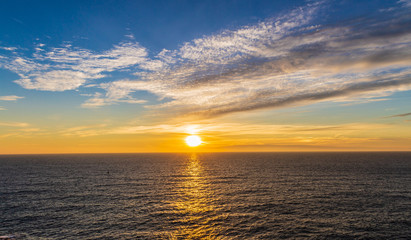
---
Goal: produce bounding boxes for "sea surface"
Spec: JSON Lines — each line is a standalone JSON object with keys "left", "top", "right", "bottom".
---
{"left": 1, "top": 152, "right": 410, "bottom": 239}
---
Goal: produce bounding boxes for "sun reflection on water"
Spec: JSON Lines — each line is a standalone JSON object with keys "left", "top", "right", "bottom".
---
{"left": 170, "top": 153, "right": 222, "bottom": 239}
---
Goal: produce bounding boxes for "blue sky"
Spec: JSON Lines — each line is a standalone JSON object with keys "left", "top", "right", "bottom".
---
{"left": 1, "top": 1, "right": 303, "bottom": 51}
{"left": 0, "top": 0, "right": 410, "bottom": 153}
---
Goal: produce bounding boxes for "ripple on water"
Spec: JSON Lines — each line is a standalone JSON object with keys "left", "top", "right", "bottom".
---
{"left": 0, "top": 152, "right": 410, "bottom": 239}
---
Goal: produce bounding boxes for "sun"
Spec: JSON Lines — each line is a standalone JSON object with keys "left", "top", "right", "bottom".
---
{"left": 185, "top": 135, "right": 202, "bottom": 147}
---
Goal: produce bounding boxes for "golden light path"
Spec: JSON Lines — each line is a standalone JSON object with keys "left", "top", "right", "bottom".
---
{"left": 185, "top": 135, "right": 202, "bottom": 147}
{"left": 170, "top": 153, "right": 220, "bottom": 239}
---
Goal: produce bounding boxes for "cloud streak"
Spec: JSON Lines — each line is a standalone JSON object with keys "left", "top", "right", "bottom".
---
{"left": 0, "top": 121, "right": 29, "bottom": 127}
{"left": 386, "top": 112, "right": 411, "bottom": 118}
{"left": 58, "top": 121, "right": 390, "bottom": 138}
{"left": 0, "top": 95, "right": 24, "bottom": 101}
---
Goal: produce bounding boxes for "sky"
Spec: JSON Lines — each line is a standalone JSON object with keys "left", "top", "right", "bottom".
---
{"left": 0, "top": 0, "right": 410, "bottom": 153}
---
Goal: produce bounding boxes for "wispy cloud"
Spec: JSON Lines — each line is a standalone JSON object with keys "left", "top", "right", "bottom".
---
{"left": 1, "top": 42, "right": 149, "bottom": 91}
{"left": 59, "top": 124, "right": 108, "bottom": 137}
{"left": 81, "top": 91, "right": 147, "bottom": 108}
{"left": 0, "top": 121, "right": 41, "bottom": 139}
{"left": 0, "top": 95, "right": 24, "bottom": 111}
{"left": 0, "top": 46, "right": 18, "bottom": 51}
{"left": 58, "top": 121, "right": 389, "bottom": 138}
{"left": 0, "top": 95, "right": 24, "bottom": 101}
{"left": 0, "top": 121, "right": 29, "bottom": 127}
{"left": 399, "top": 0, "right": 411, "bottom": 7}
{"left": 386, "top": 112, "right": 411, "bottom": 118}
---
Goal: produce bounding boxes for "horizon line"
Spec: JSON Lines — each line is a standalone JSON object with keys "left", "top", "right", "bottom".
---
{"left": 1, "top": 150, "right": 410, "bottom": 156}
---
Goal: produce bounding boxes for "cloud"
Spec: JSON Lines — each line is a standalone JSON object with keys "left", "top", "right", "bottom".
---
{"left": 100, "top": 1, "right": 411, "bottom": 118}
{"left": 386, "top": 112, "right": 411, "bottom": 118}
{"left": 1, "top": 1, "right": 411, "bottom": 118}
{"left": 0, "top": 121, "right": 29, "bottom": 127}
{"left": 81, "top": 89, "right": 147, "bottom": 108}
{"left": 58, "top": 120, "right": 388, "bottom": 138}
{"left": 399, "top": 0, "right": 411, "bottom": 7}
{"left": 0, "top": 95, "right": 24, "bottom": 101}
{"left": 59, "top": 124, "right": 108, "bottom": 137}
{"left": 0, "top": 46, "right": 18, "bottom": 51}
{"left": 16, "top": 70, "right": 96, "bottom": 91}
{"left": 0, "top": 95, "right": 23, "bottom": 110}
{"left": 1, "top": 42, "right": 149, "bottom": 91}
{"left": 0, "top": 121, "right": 41, "bottom": 139}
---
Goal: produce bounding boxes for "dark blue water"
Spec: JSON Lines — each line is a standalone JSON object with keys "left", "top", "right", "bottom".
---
{"left": 1, "top": 152, "right": 410, "bottom": 239}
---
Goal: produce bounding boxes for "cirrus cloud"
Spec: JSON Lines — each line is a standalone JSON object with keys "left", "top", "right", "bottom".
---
{"left": 1, "top": 42, "right": 149, "bottom": 91}
{"left": 0, "top": 95, "right": 24, "bottom": 101}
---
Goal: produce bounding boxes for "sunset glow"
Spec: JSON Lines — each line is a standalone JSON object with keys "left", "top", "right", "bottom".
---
{"left": 2, "top": 2, "right": 411, "bottom": 240}
{"left": 0, "top": 0, "right": 410, "bottom": 154}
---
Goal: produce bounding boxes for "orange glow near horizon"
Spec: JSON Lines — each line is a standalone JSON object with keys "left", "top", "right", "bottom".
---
{"left": 0, "top": 122, "right": 411, "bottom": 154}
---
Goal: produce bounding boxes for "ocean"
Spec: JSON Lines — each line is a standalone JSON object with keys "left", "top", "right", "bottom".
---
{"left": 1, "top": 152, "right": 410, "bottom": 239}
